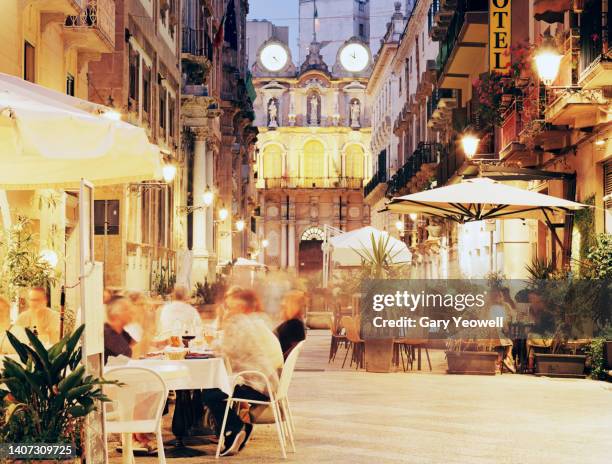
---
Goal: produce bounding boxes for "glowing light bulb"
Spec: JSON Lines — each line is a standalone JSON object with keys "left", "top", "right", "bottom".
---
{"left": 218, "top": 208, "right": 228, "bottom": 221}
{"left": 162, "top": 164, "right": 177, "bottom": 183}
{"left": 534, "top": 48, "right": 562, "bottom": 86}
{"left": 461, "top": 134, "right": 480, "bottom": 159}
{"left": 236, "top": 219, "right": 245, "bottom": 232}
{"left": 40, "top": 249, "right": 59, "bottom": 268}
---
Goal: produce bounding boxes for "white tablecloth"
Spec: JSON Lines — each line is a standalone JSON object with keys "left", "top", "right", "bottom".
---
{"left": 126, "top": 357, "right": 232, "bottom": 393}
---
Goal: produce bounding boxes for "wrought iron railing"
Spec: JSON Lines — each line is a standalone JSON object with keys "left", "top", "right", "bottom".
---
{"left": 579, "top": 0, "right": 612, "bottom": 76}
{"left": 65, "top": 0, "right": 115, "bottom": 48}
{"left": 436, "top": 141, "right": 465, "bottom": 186}
{"left": 182, "top": 27, "right": 214, "bottom": 61}
{"left": 364, "top": 170, "right": 387, "bottom": 198}
{"left": 436, "top": 0, "right": 488, "bottom": 74}
{"left": 263, "top": 177, "right": 363, "bottom": 189}
{"left": 500, "top": 101, "right": 523, "bottom": 152}
{"left": 388, "top": 143, "right": 442, "bottom": 194}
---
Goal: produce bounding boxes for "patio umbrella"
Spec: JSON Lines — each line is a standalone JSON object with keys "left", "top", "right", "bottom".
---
{"left": 384, "top": 178, "right": 588, "bottom": 223}
{"left": 0, "top": 72, "right": 161, "bottom": 189}
{"left": 329, "top": 226, "right": 412, "bottom": 266}
{"left": 233, "top": 257, "right": 267, "bottom": 268}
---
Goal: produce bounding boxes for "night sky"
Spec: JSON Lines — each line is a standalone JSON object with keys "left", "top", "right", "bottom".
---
{"left": 248, "top": 0, "right": 301, "bottom": 59}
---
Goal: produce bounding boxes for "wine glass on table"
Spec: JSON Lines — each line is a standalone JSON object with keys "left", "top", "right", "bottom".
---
{"left": 181, "top": 321, "right": 196, "bottom": 349}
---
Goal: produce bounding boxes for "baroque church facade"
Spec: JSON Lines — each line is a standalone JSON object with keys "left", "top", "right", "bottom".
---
{"left": 251, "top": 38, "right": 373, "bottom": 272}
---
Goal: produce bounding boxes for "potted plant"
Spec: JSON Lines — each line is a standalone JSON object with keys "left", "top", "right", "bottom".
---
{"left": 445, "top": 340, "right": 498, "bottom": 375}
{"left": 0, "top": 216, "right": 58, "bottom": 312}
{"left": 0, "top": 325, "right": 115, "bottom": 460}
{"left": 352, "top": 233, "right": 409, "bottom": 373}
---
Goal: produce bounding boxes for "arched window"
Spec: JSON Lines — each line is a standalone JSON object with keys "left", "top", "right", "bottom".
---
{"left": 301, "top": 226, "right": 325, "bottom": 241}
{"left": 345, "top": 145, "right": 364, "bottom": 178}
{"left": 303, "top": 140, "right": 324, "bottom": 179}
{"left": 262, "top": 144, "right": 282, "bottom": 179}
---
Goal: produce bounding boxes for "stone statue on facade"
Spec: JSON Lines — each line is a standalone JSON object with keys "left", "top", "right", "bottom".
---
{"left": 309, "top": 95, "right": 319, "bottom": 125}
{"left": 350, "top": 100, "right": 360, "bottom": 128}
{"left": 268, "top": 99, "right": 278, "bottom": 127}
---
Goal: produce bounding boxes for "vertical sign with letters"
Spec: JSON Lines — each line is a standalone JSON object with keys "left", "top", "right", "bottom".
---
{"left": 489, "top": 0, "right": 512, "bottom": 74}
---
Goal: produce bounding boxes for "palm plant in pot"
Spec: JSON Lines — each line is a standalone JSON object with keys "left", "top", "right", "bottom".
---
{"left": 525, "top": 243, "right": 611, "bottom": 378}
{"left": 444, "top": 279, "right": 500, "bottom": 375}
{"left": 0, "top": 325, "right": 115, "bottom": 459}
{"left": 352, "top": 233, "right": 409, "bottom": 372}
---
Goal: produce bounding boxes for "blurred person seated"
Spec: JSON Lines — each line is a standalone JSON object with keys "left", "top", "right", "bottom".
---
{"left": 487, "top": 288, "right": 515, "bottom": 373}
{"left": 157, "top": 285, "right": 202, "bottom": 343}
{"left": 125, "top": 291, "right": 157, "bottom": 358}
{"left": 203, "top": 289, "right": 284, "bottom": 456}
{"left": 275, "top": 290, "right": 307, "bottom": 359}
{"left": 526, "top": 290, "right": 556, "bottom": 369}
{"left": 14, "top": 287, "right": 60, "bottom": 344}
{"left": 104, "top": 296, "right": 135, "bottom": 364}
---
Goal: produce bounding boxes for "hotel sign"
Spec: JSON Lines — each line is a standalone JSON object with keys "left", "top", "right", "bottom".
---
{"left": 489, "top": 0, "right": 511, "bottom": 74}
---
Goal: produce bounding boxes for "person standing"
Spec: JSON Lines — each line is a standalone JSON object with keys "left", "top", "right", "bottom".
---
{"left": 14, "top": 287, "right": 60, "bottom": 344}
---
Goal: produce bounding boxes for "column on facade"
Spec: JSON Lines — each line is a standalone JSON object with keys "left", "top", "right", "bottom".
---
{"left": 191, "top": 128, "right": 211, "bottom": 282}
{"left": 258, "top": 195, "right": 266, "bottom": 264}
{"left": 280, "top": 219, "right": 288, "bottom": 268}
{"left": 288, "top": 197, "right": 296, "bottom": 269}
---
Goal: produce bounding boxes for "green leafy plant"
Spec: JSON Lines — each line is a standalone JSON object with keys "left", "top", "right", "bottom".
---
{"left": 0, "top": 217, "right": 57, "bottom": 300}
{"left": 0, "top": 325, "right": 116, "bottom": 446}
{"left": 586, "top": 337, "right": 607, "bottom": 380}
{"left": 151, "top": 265, "right": 176, "bottom": 298}
{"left": 351, "top": 233, "right": 409, "bottom": 280}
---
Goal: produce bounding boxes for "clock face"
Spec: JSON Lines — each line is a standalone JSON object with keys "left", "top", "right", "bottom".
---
{"left": 259, "top": 43, "right": 289, "bottom": 72}
{"left": 339, "top": 43, "right": 370, "bottom": 73}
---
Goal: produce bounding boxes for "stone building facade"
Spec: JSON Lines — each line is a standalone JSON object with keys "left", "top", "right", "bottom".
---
{"left": 252, "top": 38, "right": 372, "bottom": 272}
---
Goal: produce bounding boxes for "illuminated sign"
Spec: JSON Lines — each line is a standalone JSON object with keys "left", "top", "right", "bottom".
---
{"left": 489, "top": 0, "right": 512, "bottom": 74}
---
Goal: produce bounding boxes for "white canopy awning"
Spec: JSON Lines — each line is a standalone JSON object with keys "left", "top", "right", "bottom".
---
{"left": 0, "top": 72, "right": 162, "bottom": 189}
{"left": 329, "top": 226, "right": 412, "bottom": 266}
{"left": 385, "top": 178, "right": 588, "bottom": 222}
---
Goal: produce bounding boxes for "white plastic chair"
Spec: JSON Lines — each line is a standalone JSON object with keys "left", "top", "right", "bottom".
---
{"left": 104, "top": 367, "right": 169, "bottom": 464}
{"left": 215, "top": 340, "right": 305, "bottom": 459}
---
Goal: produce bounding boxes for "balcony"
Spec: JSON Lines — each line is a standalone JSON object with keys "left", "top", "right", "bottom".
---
{"left": 578, "top": 0, "right": 612, "bottom": 89}
{"left": 545, "top": 88, "right": 611, "bottom": 129}
{"left": 388, "top": 143, "right": 442, "bottom": 195}
{"left": 435, "top": 0, "right": 488, "bottom": 91}
{"left": 498, "top": 101, "right": 537, "bottom": 164}
{"left": 427, "top": 88, "right": 457, "bottom": 130}
{"left": 436, "top": 141, "right": 466, "bottom": 186}
{"left": 364, "top": 170, "right": 387, "bottom": 200}
{"left": 64, "top": 0, "right": 115, "bottom": 52}
{"left": 262, "top": 177, "right": 364, "bottom": 190}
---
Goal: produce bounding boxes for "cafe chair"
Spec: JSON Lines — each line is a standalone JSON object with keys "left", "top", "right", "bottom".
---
{"left": 104, "top": 367, "right": 169, "bottom": 464}
{"left": 215, "top": 341, "right": 306, "bottom": 459}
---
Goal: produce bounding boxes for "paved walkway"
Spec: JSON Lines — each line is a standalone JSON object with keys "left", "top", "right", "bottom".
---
{"left": 109, "top": 331, "right": 612, "bottom": 464}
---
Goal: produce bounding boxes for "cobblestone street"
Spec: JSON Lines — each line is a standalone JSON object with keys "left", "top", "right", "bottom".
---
{"left": 109, "top": 331, "right": 612, "bottom": 464}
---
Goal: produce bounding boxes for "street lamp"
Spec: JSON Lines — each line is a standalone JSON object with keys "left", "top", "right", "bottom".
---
{"left": 202, "top": 186, "right": 214, "bottom": 206}
{"left": 218, "top": 207, "right": 229, "bottom": 221}
{"left": 235, "top": 219, "right": 245, "bottom": 232}
{"left": 162, "top": 163, "right": 177, "bottom": 183}
{"left": 534, "top": 47, "right": 562, "bottom": 86}
{"left": 101, "top": 109, "right": 122, "bottom": 121}
{"left": 461, "top": 134, "right": 480, "bottom": 159}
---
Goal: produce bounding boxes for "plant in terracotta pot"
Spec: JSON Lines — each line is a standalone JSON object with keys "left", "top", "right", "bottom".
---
{"left": 352, "top": 233, "right": 410, "bottom": 372}
{"left": 0, "top": 325, "right": 116, "bottom": 458}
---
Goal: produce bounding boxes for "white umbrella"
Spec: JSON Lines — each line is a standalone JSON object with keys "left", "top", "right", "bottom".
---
{"left": 329, "top": 226, "right": 412, "bottom": 266}
{"left": 233, "top": 257, "right": 267, "bottom": 268}
{"left": 384, "top": 178, "right": 588, "bottom": 223}
{"left": 0, "top": 72, "right": 161, "bottom": 189}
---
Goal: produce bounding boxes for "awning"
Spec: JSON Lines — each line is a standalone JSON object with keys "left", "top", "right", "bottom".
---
{"left": 329, "top": 226, "right": 412, "bottom": 266}
{"left": 384, "top": 178, "right": 588, "bottom": 223}
{"left": 0, "top": 72, "right": 162, "bottom": 190}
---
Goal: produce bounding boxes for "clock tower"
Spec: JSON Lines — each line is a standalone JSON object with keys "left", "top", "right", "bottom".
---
{"left": 250, "top": 37, "right": 373, "bottom": 273}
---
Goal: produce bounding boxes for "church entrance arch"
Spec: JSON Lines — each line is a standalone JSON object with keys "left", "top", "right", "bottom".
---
{"left": 298, "top": 226, "right": 324, "bottom": 274}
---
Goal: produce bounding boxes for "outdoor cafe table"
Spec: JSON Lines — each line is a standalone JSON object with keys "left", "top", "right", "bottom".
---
{"left": 124, "top": 356, "right": 232, "bottom": 458}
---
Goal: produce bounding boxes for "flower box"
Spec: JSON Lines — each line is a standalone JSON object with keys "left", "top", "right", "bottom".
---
{"left": 534, "top": 353, "right": 586, "bottom": 378}
{"left": 446, "top": 351, "right": 498, "bottom": 375}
